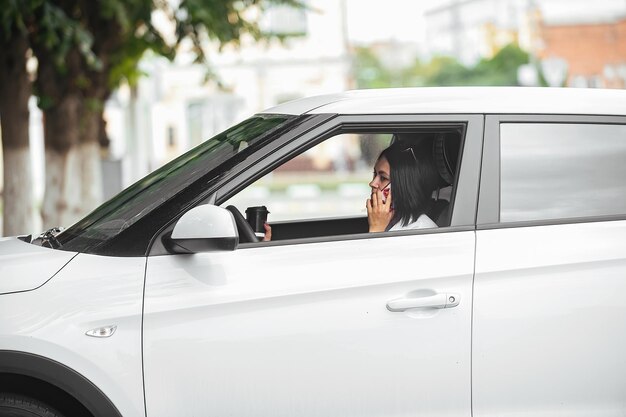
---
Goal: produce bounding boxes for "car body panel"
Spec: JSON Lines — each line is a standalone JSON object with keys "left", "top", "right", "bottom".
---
{"left": 473, "top": 220, "right": 626, "bottom": 416}
{"left": 143, "top": 231, "right": 475, "bottom": 417}
{"left": 0, "top": 253, "right": 146, "bottom": 417}
{"left": 473, "top": 113, "right": 626, "bottom": 416}
{"left": 262, "top": 87, "right": 626, "bottom": 116}
{"left": 262, "top": 93, "right": 348, "bottom": 115}
{"left": 0, "top": 237, "right": 77, "bottom": 295}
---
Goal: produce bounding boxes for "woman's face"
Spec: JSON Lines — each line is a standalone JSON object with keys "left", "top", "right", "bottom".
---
{"left": 369, "top": 156, "right": 391, "bottom": 192}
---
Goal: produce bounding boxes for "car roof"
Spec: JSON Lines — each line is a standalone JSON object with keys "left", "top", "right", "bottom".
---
{"left": 261, "top": 87, "right": 626, "bottom": 116}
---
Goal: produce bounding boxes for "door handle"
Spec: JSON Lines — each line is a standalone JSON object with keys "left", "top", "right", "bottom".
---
{"left": 386, "top": 293, "right": 460, "bottom": 312}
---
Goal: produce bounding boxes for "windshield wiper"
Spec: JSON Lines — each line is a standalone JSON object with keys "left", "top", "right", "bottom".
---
{"left": 32, "top": 227, "right": 64, "bottom": 249}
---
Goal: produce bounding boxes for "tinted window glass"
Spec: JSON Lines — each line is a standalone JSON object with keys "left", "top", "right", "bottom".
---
{"left": 500, "top": 123, "right": 626, "bottom": 222}
{"left": 55, "top": 114, "right": 294, "bottom": 253}
{"left": 224, "top": 133, "right": 392, "bottom": 222}
{"left": 223, "top": 127, "right": 464, "bottom": 242}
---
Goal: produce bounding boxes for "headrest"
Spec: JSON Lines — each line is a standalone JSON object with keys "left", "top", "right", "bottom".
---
{"left": 433, "top": 133, "right": 455, "bottom": 186}
{"left": 390, "top": 132, "right": 460, "bottom": 187}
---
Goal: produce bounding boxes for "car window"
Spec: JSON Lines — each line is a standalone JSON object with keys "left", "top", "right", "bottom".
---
{"left": 222, "top": 126, "right": 464, "bottom": 242}
{"left": 55, "top": 114, "right": 297, "bottom": 254}
{"left": 500, "top": 123, "right": 626, "bottom": 222}
{"left": 225, "top": 133, "right": 391, "bottom": 222}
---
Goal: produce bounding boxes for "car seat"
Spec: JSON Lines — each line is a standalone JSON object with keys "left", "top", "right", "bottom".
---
{"left": 392, "top": 131, "right": 460, "bottom": 227}
{"left": 429, "top": 132, "right": 460, "bottom": 226}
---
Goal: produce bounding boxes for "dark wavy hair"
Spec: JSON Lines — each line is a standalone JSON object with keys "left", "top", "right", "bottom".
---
{"left": 379, "top": 141, "right": 441, "bottom": 228}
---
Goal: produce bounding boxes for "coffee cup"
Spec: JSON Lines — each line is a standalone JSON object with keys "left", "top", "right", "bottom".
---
{"left": 245, "top": 206, "right": 270, "bottom": 234}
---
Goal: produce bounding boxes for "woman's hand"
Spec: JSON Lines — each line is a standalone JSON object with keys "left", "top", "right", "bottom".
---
{"left": 263, "top": 222, "right": 272, "bottom": 241}
{"left": 366, "top": 189, "right": 393, "bottom": 232}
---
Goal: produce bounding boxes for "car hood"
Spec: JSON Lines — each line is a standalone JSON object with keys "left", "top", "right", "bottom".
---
{"left": 0, "top": 237, "right": 77, "bottom": 295}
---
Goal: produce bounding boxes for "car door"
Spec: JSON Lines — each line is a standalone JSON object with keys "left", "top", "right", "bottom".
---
{"left": 142, "top": 114, "right": 483, "bottom": 417}
{"left": 473, "top": 115, "right": 626, "bottom": 416}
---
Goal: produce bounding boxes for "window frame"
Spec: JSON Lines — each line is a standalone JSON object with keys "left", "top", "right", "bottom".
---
{"left": 215, "top": 113, "right": 484, "bottom": 249}
{"left": 146, "top": 113, "right": 335, "bottom": 256}
{"left": 477, "top": 114, "right": 626, "bottom": 230}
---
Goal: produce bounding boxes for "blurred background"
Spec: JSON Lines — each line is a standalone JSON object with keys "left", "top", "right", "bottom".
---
{"left": 1, "top": 0, "right": 625, "bottom": 236}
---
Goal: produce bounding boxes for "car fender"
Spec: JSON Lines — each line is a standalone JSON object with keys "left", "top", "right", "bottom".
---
{"left": 0, "top": 350, "right": 123, "bottom": 417}
{"left": 0, "top": 253, "right": 147, "bottom": 417}
{"left": 0, "top": 237, "right": 77, "bottom": 295}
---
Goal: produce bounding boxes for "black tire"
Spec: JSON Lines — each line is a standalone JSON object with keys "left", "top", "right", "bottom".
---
{"left": 0, "top": 394, "right": 64, "bottom": 417}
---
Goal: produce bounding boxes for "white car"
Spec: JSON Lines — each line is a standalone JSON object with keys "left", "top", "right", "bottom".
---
{"left": 1, "top": 87, "right": 626, "bottom": 417}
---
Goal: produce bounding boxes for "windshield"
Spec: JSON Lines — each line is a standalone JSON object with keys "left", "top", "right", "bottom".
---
{"left": 54, "top": 114, "right": 296, "bottom": 254}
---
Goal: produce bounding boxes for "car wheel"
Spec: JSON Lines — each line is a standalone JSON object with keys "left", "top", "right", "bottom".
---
{"left": 0, "top": 393, "right": 65, "bottom": 417}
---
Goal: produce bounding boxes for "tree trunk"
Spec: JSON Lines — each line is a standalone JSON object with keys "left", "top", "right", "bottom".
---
{"left": 32, "top": 43, "right": 87, "bottom": 230}
{"left": 42, "top": 145, "right": 82, "bottom": 229}
{"left": 77, "top": 106, "right": 103, "bottom": 219}
{"left": 38, "top": 60, "right": 82, "bottom": 228}
{"left": 40, "top": 97, "right": 83, "bottom": 229}
{"left": 0, "top": 32, "right": 35, "bottom": 236}
{"left": 32, "top": 0, "right": 125, "bottom": 227}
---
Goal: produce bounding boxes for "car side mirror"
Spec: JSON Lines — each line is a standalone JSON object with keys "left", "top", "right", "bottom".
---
{"left": 165, "top": 205, "right": 238, "bottom": 254}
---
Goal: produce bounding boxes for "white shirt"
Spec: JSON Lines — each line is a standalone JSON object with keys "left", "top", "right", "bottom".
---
{"left": 389, "top": 214, "right": 438, "bottom": 231}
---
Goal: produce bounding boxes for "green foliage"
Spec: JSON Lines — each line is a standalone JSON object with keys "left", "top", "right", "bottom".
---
{"left": 105, "top": 0, "right": 174, "bottom": 88}
{"left": 85, "top": 97, "right": 103, "bottom": 112}
{"left": 355, "top": 43, "right": 531, "bottom": 89}
{"left": 421, "top": 56, "right": 471, "bottom": 86}
{"left": 77, "top": 0, "right": 304, "bottom": 89}
{"left": 467, "top": 43, "right": 531, "bottom": 86}
{"left": 36, "top": 94, "right": 54, "bottom": 110}
{"left": 1, "top": 0, "right": 34, "bottom": 38}
{"left": 4, "top": 0, "right": 305, "bottom": 93}
{"left": 1, "top": 0, "right": 100, "bottom": 73}
{"left": 354, "top": 47, "right": 396, "bottom": 88}
{"left": 34, "top": 2, "right": 98, "bottom": 71}
{"left": 174, "top": 0, "right": 304, "bottom": 65}
{"left": 100, "top": 0, "right": 132, "bottom": 31}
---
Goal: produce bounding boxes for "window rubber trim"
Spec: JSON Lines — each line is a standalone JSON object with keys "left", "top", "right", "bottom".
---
{"left": 477, "top": 214, "right": 626, "bottom": 231}
{"left": 239, "top": 224, "right": 476, "bottom": 249}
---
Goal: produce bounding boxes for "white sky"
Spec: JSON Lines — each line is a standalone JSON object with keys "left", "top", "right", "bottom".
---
{"left": 344, "top": 0, "right": 447, "bottom": 43}
{"left": 343, "top": 0, "right": 626, "bottom": 42}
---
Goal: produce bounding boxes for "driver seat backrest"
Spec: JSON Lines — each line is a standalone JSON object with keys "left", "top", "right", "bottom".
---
{"left": 391, "top": 132, "right": 460, "bottom": 227}
{"left": 434, "top": 204, "right": 451, "bottom": 227}
{"left": 428, "top": 133, "right": 458, "bottom": 227}
{"left": 426, "top": 198, "right": 450, "bottom": 225}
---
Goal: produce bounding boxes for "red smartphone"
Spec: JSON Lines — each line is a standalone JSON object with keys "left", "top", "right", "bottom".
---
{"left": 381, "top": 183, "right": 391, "bottom": 204}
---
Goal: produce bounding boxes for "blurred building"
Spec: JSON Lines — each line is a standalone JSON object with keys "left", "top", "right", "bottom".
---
{"left": 103, "top": 0, "right": 352, "bottom": 195}
{"left": 424, "top": 0, "right": 626, "bottom": 82}
{"left": 424, "top": 0, "right": 526, "bottom": 65}
{"left": 538, "top": 14, "right": 626, "bottom": 88}
{"left": 365, "top": 40, "right": 426, "bottom": 71}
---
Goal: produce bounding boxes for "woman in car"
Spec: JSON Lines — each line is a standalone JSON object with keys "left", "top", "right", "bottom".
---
{"left": 367, "top": 141, "right": 440, "bottom": 232}
{"left": 262, "top": 141, "right": 440, "bottom": 240}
